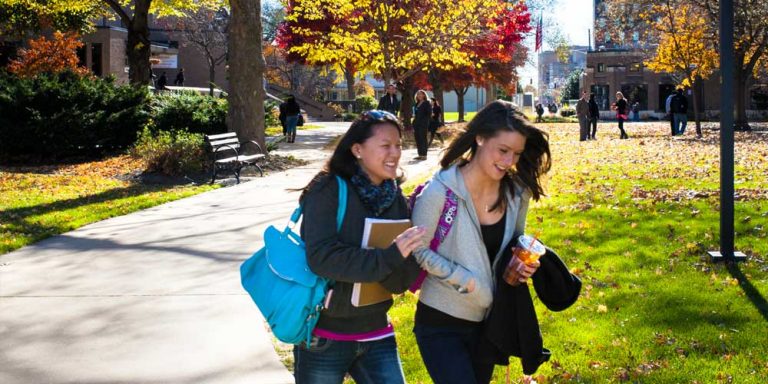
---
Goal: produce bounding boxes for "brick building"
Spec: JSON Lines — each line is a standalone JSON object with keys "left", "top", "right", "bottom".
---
{"left": 585, "top": 0, "right": 767, "bottom": 118}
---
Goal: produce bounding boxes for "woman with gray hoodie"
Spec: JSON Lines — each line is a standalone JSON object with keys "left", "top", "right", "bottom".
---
{"left": 411, "top": 100, "right": 551, "bottom": 384}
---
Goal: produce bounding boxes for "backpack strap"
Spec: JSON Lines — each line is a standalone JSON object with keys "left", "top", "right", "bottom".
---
{"left": 335, "top": 175, "right": 347, "bottom": 232}
{"left": 287, "top": 175, "right": 347, "bottom": 232}
{"left": 408, "top": 185, "right": 458, "bottom": 292}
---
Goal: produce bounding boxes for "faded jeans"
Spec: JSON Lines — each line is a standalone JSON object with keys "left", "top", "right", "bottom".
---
{"left": 673, "top": 113, "right": 688, "bottom": 135}
{"left": 293, "top": 336, "right": 406, "bottom": 384}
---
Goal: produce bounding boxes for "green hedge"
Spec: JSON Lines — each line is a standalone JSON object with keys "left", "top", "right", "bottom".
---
{"left": 0, "top": 71, "right": 151, "bottom": 161}
{"left": 151, "top": 91, "right": 228, "bottom": 135}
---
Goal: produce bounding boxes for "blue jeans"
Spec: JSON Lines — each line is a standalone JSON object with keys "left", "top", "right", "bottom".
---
{"left": 293, "top": 336, "right": 406, "bottom": 384}
{"left": 285, "top": 115, "right": 299, "bottom": 136}
{"left": 673, "top": 113, "right": 688, "bottom": 135}
{"left": 413, "top": 323, "right": 495, "bottom": 384}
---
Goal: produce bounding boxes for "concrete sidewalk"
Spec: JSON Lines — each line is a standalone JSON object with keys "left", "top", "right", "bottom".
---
{"left": 0, "top": 122, "right": 443, "bottom": 383}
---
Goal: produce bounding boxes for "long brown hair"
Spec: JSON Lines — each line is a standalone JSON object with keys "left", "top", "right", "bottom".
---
{"left": 440, "top": 100, "right": 551, "bottom": 209}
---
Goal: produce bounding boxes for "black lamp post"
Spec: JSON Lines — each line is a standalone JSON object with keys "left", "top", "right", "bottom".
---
{"left": 709, "top": 0, "right": 746, "bottom": 262}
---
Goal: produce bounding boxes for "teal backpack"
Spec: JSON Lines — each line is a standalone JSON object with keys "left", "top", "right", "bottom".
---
{"left": 240, "top": 176, "right": 347, "bottom": 345}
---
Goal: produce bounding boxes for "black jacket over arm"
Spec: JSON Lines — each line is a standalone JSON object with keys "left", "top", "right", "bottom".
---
{"left": 300, "top": 174, "right": 421, "bottom": 333}
{"left": 476, "top": 244, "right": 582, "bottom": 375}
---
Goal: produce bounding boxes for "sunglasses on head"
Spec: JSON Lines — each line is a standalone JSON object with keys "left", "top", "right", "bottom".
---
{"left": 361, "top": 109, "right": 398, "bottom": 122}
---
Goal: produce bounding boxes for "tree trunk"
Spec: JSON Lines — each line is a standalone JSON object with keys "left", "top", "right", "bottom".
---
{"left": 208, "top": 60, "right": 216, "bottom": 97}
{"left": 228, "top": 0, "right": 266, "bottom": 149}
{"left": 126, "top": 0, "right": 151, "bottom": 85}
{"left": 734, "top": 53, "right": 751, "bottom": 130}
{"left": 399, "top": 77, "right": 415, "bottom": 130}
{"left": 692, "top": 76, "right": 701, "bottom": 136}
{"left": 485, "top": 84, "right": 496, "bottom": 106}
{"left": 455, "top": 87, "right": 468, "bottom": 122}
{"left": 344, "top": 65, "right": 356, "bottom": 102}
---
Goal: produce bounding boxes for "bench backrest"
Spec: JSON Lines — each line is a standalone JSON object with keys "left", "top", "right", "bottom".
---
{"left": 206, "top": 132, "right": 240, "bottom": 148}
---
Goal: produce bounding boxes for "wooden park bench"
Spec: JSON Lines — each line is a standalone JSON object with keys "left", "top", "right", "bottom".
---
{"left": 204, "top": 132, "right": 266, "bottom": 184}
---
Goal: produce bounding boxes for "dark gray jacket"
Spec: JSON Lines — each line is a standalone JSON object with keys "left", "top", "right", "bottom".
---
{"left": 300, "top": 174, "right": 421, "bottom": 333}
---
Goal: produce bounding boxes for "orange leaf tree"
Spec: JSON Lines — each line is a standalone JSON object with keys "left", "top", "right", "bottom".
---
{"left": 8, "top": 31, "right": 90, "bottom": 78}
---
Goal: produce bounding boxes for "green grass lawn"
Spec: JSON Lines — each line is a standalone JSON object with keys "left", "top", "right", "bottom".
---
{"left": 443, "top": 111, "right": 476, "bottom": 123}
{"left": 0, "top": 156, "right": 217, "bottom": 255}
{"left": 391, "top": 123, "right": 768, "bottom": 383}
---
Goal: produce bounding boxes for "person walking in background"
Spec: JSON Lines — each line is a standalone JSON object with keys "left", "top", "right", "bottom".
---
{"left": 665, "top": 92, "right": 675, "bottom": 136}
{"left": 156, "top": 72, "right": 168, "bottom": 91}
{"left": 632, "top": 101, "right": 640, "bottom": 122}
{"left": 588, "top": 93, "right": 599, "bottom": 140}
{"left": 612, "top": 92, "right": 629, "bottom": 139}
{"left": 428, "top": 97, "right": 445, "bottom": 146}
{"left": 410, "top": 100, "right": 551, "bottom": 384}
{"left": 294, "top": 110, "right": 423, "bottom": 384}
{"left": 576, "top": 91, "right": 590, "bottom": 141}
{"left": 174, "top": 68, "right": 185, "bottom": 86}
{"left": 671, "top": 88, "right": 689, "bottom": 136}
{"left": 535, "top": 103, "right": 544, "bottom": 123}
{"left": 377, "top": 84, "right": 401, "bottom": 117}
{"left": 412, "top": 90, "right": 432, "bottom": 160}
{"left": 281, "top": 95, "right": 302, "bottom": 143}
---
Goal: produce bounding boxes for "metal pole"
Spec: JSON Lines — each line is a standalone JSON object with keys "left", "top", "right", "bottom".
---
{"left": 710, "top": 0, "right": 745, "bottom": 262}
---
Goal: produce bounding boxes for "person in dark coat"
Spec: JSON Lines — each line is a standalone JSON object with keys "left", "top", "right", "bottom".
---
{"left": 671, "top": 88, "right": 689, "bottom": 135}
{"left": 588, "top": 93, "right": 599, "bottom": 140}
{"left": 412, "top": 90, "right": 432, "bottom": 160}
{"left": 156, "top": 72, "right": 168, "bottom": 90}
{"left": 535, "top": 103, "right": 544, "bottom": 122}
{"left": 280, "top": 95, "right": 302, "bottom": 143}
{"left": 428, "top": 97, "right": 445, "bottom": 146}
{"left": 295, "top": 111, "right": 423, "bottom": 384}
{"left": 174, "top": 68, "right": 185, "bottom": 86}
{"left": 377, "top": 84, "right": 400, "bottom": 116}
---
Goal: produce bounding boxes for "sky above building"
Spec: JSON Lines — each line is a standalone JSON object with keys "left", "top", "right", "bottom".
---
{"left": 520, "top": 0, "right": 594, "bottom": 89}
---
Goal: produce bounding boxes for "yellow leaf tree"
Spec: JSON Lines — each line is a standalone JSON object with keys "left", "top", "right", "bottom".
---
{"left": 280, "top": 0, "right": 506, "bottom": 121}
{"left": 644, "top": 1, "right": 717, "bottom": 136}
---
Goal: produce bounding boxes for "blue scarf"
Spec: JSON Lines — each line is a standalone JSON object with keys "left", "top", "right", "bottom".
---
{"left": 350, "top": 166, "right": 399, "bottom": 217}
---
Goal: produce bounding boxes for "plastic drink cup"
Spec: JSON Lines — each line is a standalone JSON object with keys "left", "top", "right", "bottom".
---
{"left": 503, "top": 235, "right": 545, "bottom": 286}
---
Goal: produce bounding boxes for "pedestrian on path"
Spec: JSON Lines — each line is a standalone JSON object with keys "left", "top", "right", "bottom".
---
{"left": 611, "top": 92, "right": 629, "bottom": 139}
{"left": 428, "top": 97, "right": 445, "bottom": 146}
{"left": 410, "top": 100, "right": 551, "bottom": 384}
{"left": 665, "top": 92, "right": 675, "bottom": 136}
{"left": 412, "top": 90, "right": 432, "bottom": 160}
{"left": 294, "top": 110, "right": 424, "bottom": 384}
{"left": 281, "top": 95, "right": 302, "bottom": 143}
{"left": 576, "top": 91, "right": 590, "bottom": 141}
{"left": 588, "top": 93, "right": 599, "bottom": 140}
{"left": 671, "top": 88, "right": 689, "bottom": 136}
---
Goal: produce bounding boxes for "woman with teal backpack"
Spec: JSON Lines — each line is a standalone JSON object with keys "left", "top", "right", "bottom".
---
{"left": 295, "top": 110, "right": 425, "bottom": 383}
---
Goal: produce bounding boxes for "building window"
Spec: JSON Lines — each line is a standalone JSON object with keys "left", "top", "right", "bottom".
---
{"left": 331, "top": 91, "right": 338, "bottom": 101}
{"left": 591, "top": 84, "right": 610, "bottom": 110}
{"left": 91, "top": 43, "right": 103, "bottom": 77}
{"left": 621, "top": 84, "right": 647, "bottom": 109}
{"left": 76, "top": 46, "right": 86, "bottom": 68}
{"left": 629, "top": 62, "right": 642, "bottom": 72}
{"left": 597, "top": 63, "right": 605, "bottom": 73}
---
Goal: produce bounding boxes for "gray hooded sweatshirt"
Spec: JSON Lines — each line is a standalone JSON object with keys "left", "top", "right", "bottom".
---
{"left": 412, "top": 164, "right": 530, "bottom": 322}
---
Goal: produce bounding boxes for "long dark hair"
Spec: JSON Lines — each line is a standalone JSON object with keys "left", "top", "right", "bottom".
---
{"left": 299, "top": 110, "right": 403, "bottom": 200}
{"left": 440, "top": 100, "right": 551, "bottom": 208}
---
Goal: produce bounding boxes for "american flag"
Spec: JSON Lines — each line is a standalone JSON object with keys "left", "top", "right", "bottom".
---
{"left": 535, "top": 14, "right": 542, "bottom": 52}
